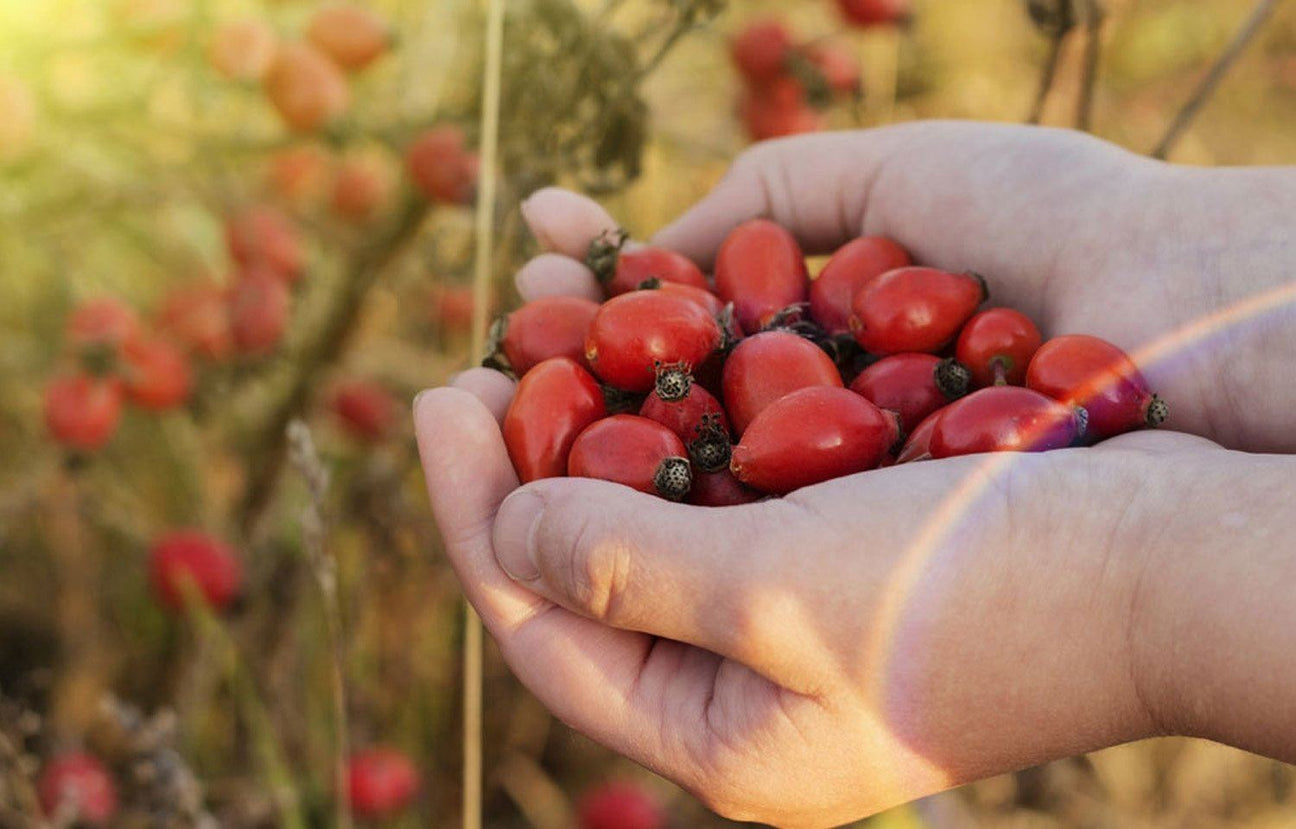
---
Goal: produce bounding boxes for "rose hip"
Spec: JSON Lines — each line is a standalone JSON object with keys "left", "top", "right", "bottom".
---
{"left": 639, "top": 367, "right": 731, "bottom": 472}
{"left": 331, "top": 379, "right": 396, "bottom": 442}
{"left": 121, "top": 335, "right": 193, "bottom": 410}
{"left": 488, "top": 295, "right": 600, "bottom": 376}
{"left": 956, "top": 307, "right": 1043, "bottom": 387}
{"left": 714, "top": 218, "right": 809, "bottom": 333}
{"left": 568, "top": 415, "right": 693, "bottom": 501}
{"left": 347, "top": 747, "right": 419, "bottom": 820}
{"left": 929, "top": 386, "right": 1085, "bottom": 458}
{"left": 895, "top": 408, "right": 943, "bottom": 463}
{"left": 810, "top": 237, "right": 911, "bottom": 335}
{"left": 585, "top": 236, "right": 708, "bottom": 297}
{"left": 148, "top": 530, "right": 243, "bottom": 613}
{"left": 640, "top": 278, "right": 725, "bottom": 317}
{"left": 66, "top": 297, "right": 141, "bottom": 358}
{"left": 850, "top": 267, "right": 986, "bottom": 354}
{"left": 44, "top": 374, "right": 123, "bottom": 452}
{"left": 849, "top": 353, "right": 969, "bottom": 434}
{"left": 503, "top": 357, "right": 606, "bottom": 482}
{"left": 730, "top": 20, "right": 793, "bottom": 86}
{"left": 732, "top": 386, "right": 898, "bottom": 494}
{"left": 156, "top": 282, "right": 233, "bottom": 360}
{"left": 722, "top": 330, "right": 842, "bottom": 435}
{"left": 1025, "top": 333, "right": 1167, "bottom": 440}
{"left": 38, "top": 752, "right": 117, "bottom": 827}
{"left": 584, "top": 290, "right": 721, "bottom": 393}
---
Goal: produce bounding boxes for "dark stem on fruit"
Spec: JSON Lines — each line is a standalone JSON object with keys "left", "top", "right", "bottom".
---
{"left": 935, "top": 358, "right": 972, "bottom": 400}
{"left": 1151, "top": 0, "right": 1281, "bottom": 160}
{"left": 1145, "top": 394, "right": 1169, "bottom": 428}
{"left": 653, "top": 457, "right": 693, "bottom": 502}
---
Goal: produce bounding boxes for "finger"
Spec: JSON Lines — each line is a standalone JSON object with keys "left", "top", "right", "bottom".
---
{"left": 413, "top": 387, "right": 724, "bottom": 781}
{"left": 448, "top": 368, "right": 516, "bottom": 424}
{"left": 491, "top": 477, "right": 830, "bottom": 695}
{"left": 515, "top": 253, "right": 603, "bottom": 302}
{"left": 520, "top": 187, "right": 619, "bottom": 259}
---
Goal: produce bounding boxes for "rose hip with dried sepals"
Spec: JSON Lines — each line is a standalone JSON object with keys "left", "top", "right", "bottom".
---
{"left": 849, "top": 353, "right": 969, "bottom": 434}
{"left": 486, "top": 295, "right": 600, "bottom": 376}
{"left": 1025, "top": 333, "right": 1167, "bottom": 441}
{"left": 810, "top": 236, "right": 911, "bottom": 335}
{"left": 850, "top": 266, "right": 986, "bottom": 355}
{"left": 722, "top": 330, "right": 842, "bottom": 436}
{"left": 504, "top": 357, "right": 607, "bottom": 483}
{"left": 715, "top": 218, "right": 809, "bottom": 333}
{"left": 568, "top": 415, "right": 693, "bottom": 501}
{"left": 585, "top": 290, "right": 722, "bottom": 393}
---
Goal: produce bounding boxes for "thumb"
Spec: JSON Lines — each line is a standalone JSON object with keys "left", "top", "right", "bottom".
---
{"left": 491, "top": 477, "right": 828, "bottom": 695}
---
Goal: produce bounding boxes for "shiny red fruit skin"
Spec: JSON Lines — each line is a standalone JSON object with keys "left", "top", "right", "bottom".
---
{"left": 44, "top": 374, "right": 123, "bottom": 451}
{"left": 1025, "top": 334, "right": 1161, "bottom": 440}
{"left": 810, "top": 237, "right": 911, "bottom": 335}
{"left": 585, "top": 291, "right": 721, "bottom": 393}
{"left": 896, "top": 407, "right": 943, "bottom": 463}
{"left": 648, "top": 280, "right": 725, "bottom": 316}
{"left": 956, "top": 307, "right": 1043, "bottom": 387}
{"left": 156, "top": 282, "right": 233, "bottom": 360}
{"left": 850, "top": 267, "right": 985, "bottom": 354}
{"left": 730, "top": 19, "right": 792, "bottom": 85}
{"left": 332, "top": 379, "right": 395, "bottom": 442}
{"left": 568, "top": 415, "right": 690, "bottom": 499}
{"left": 605, "top": 246, "right": 709, "bottom": 297}
{"left": 225, "top": 206, "right": 304, "bottom": 282}
{"left": 121, "top": 336, "right": 193, "bottom": 410}
{"left": 500, "top": 296, "right": 600, "bottom": 376}
{"left": 66, "top": 297, "right": 141, "bottom": 355}
{"left": 732, "top": 386, "right": 897, "bottom": 494}
{"left": 38, "top": 752, "right": 118, "bottom": 826}
{"left": 148, "top": 530, "right": 243, "bottom": 613}
{"left": 407, "top": 126, "right": 477, "bottom": 205}
{"left": 503, "top": 357, "right": 607, "bottom": 482}
{"left": 577, "top": 781, "right": 666, "bottom": 829}
{"left": 688, "top": 468, "right": 764, "bottom": 507}
{"left": 849, "top": 353, "right": 956, "bottom": 434}
{"left": 347, "top": 747, "right": 419, "bottom": 820}
{"left": 929, "top": 386, "right": 1083, "bottom": 458}
{"left": 714, "top": 219, "right": 810, "bottom": 334}
{"left": 639, "top": 382, "right": 730, "bottom": 443}
{"left": 229, "top": 267, "right": 291, "bottom": 355}
{"left": 722, "top": 330, "right": 843, "bottom": 436}
{"left": 836, "top": 0, "right": 910, "bottom": 27}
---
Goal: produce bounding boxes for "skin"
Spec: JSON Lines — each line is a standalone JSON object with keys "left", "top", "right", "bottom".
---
{"left": 414, "top": 122, "right": 1296, "bottom": 827}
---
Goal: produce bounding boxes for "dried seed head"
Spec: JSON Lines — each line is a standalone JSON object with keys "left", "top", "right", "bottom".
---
{"left": 653, "top": 457, "right": 693, "bottom": 501}
{"left": 653, "top": 361, "right": 693, "bottom": 402}
{"left": 1146, "top": 395, "right": 1169, "bottom": 428}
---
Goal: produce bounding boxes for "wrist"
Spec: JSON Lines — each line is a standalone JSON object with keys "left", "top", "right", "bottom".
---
{"left": 1127, "top": 446, "right": 1296, "bottom": 757}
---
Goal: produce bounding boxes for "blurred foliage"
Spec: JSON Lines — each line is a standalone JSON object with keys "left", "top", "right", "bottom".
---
{"left": 0, "top": 0, "right": 1294, "bottom": 826}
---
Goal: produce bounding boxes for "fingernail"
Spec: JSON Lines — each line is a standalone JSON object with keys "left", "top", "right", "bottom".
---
{"left": 494, "top": 490, "right": 544, "bottom": 581}
{"left": 519, "top": 196, "right": 554, "bottom": 251}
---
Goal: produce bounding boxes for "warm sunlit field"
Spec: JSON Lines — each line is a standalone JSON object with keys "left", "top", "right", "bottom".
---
{"left": 2, "top": 0, "right": 1295, "bottom": 826}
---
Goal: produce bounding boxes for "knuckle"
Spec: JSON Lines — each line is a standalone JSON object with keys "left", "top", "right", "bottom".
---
{"left": 543, "top": 508, "right": 634, "bottom": 625}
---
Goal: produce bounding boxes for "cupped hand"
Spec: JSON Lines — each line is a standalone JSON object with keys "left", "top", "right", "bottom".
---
{"left": 416, "top": 122, "right": 1296, "bottom": 826}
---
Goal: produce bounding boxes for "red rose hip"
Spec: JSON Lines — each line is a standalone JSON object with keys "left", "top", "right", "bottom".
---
{"left": 38, "top": 752, "right": 118, "bottom": 826}
{"left": 850, "top": 267, "right": 986, "bottom": 354}
{"left": 722, "top": 330, "right": 843, "bottom": 435}
{"left": 585, "top": 237, "right": 709, "bottom": 298}
{"left": 347, "top": 747, "right": 418, "bottom": 820}
{"left": 121, "top": 336, "right": 193, "bottom": 410}
{"left": 568, "top": 415, "right": 693, "bottom": 501}
{"left": 44, "top": 374, "right": 123, "bottom": 451}
{"left": 956, "top": 307, "right": 1043, "bottom": 387}
{"left": 849, "top": 353, "right": 968, "bottom": 434}
{"left": 503, "top": 357, "right": 607, "bottom": 482}
{"left": 148, "top": 530, "right": 243, "bottom": 613}
{"left": 732, "top": 386, "right": 898, "bottom": 494}
{"left": 576, "top": 780, "right": 666, "bottom": 829}
{"left": 1025, "top": 333, "right": 1167, "bottom": 440}
{"left": 331, "top": 379, "right": 396, "bottom": 442}
{"left": 929, "top": 386, "right": 1085, "bottom": 458}
{"left": 810, "top": 237, "right": 911, "bottom": 335}
{"left": 714, "top": 218, "right": 809, "bottom": 333}
{"left": 488, "top": 295, "right": 600, "bottom": 376}
{"left": 584, "top": 290, "right": 721, "bottom": 393}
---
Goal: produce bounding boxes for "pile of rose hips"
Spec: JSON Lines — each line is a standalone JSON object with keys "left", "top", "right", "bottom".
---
{"left": 492, "top": 219, "right": 1167, "bottom": 504}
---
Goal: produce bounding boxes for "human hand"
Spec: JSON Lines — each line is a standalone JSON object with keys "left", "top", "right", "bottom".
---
{"left": 416, "top": 122, "right": 1296, "bottom": 826}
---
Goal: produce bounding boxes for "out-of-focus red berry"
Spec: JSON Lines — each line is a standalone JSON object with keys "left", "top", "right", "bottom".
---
{"left": 267, "top": 144, "right": 334, "bottom": 204}
{"left": 263, "top": 41, "right": 351, "bottom": 133}
{"left": 37, "top": 752, "right": 118, "bottom": 827}
{"left": 576, "top": 780, "right": 666, "bottom": 829}
{"left": 44, "top": 374, "right": 124, "bottom": 452}
{"left": 731, "top": 19, "right": 792, "bottom": 86}
{"left": 225, "top": 206, "right": 306, "bottom": 283}
{"left": 156, "top": 281, "right": 234, "bottom": 360}
{"left": 331, "top": 379, "right": 396, "bottom": 442}
{"left": 228, "top": 267, "right": 291, "bottom": 356}
{"left": 121, "top": 335, "right": 193, "bottom": 410}
{"left": 347, "top": 747, "right": 419, "bottom": 820}
{"left": 148, "top": 529, "right": 243, "bottom": 613}
{"left": 407, "top": 126, "right": 478, "bottom": 205}
{"left": 306, "top": 4, "right": 392, "bottom": 72}
{"left": 739, "top": 78, "right": 824, "bottom": 142}
{"left": 836, "top": 0, "right": 911, "bottom": 27}
{"left": 208, "top": 19, "right": 278, "bottom": 82}
{"left": 330, "top": 152, "right": 394, "bottom": 223}
{"left": 67, "top": 297, "right": 141, "bottom": 357}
